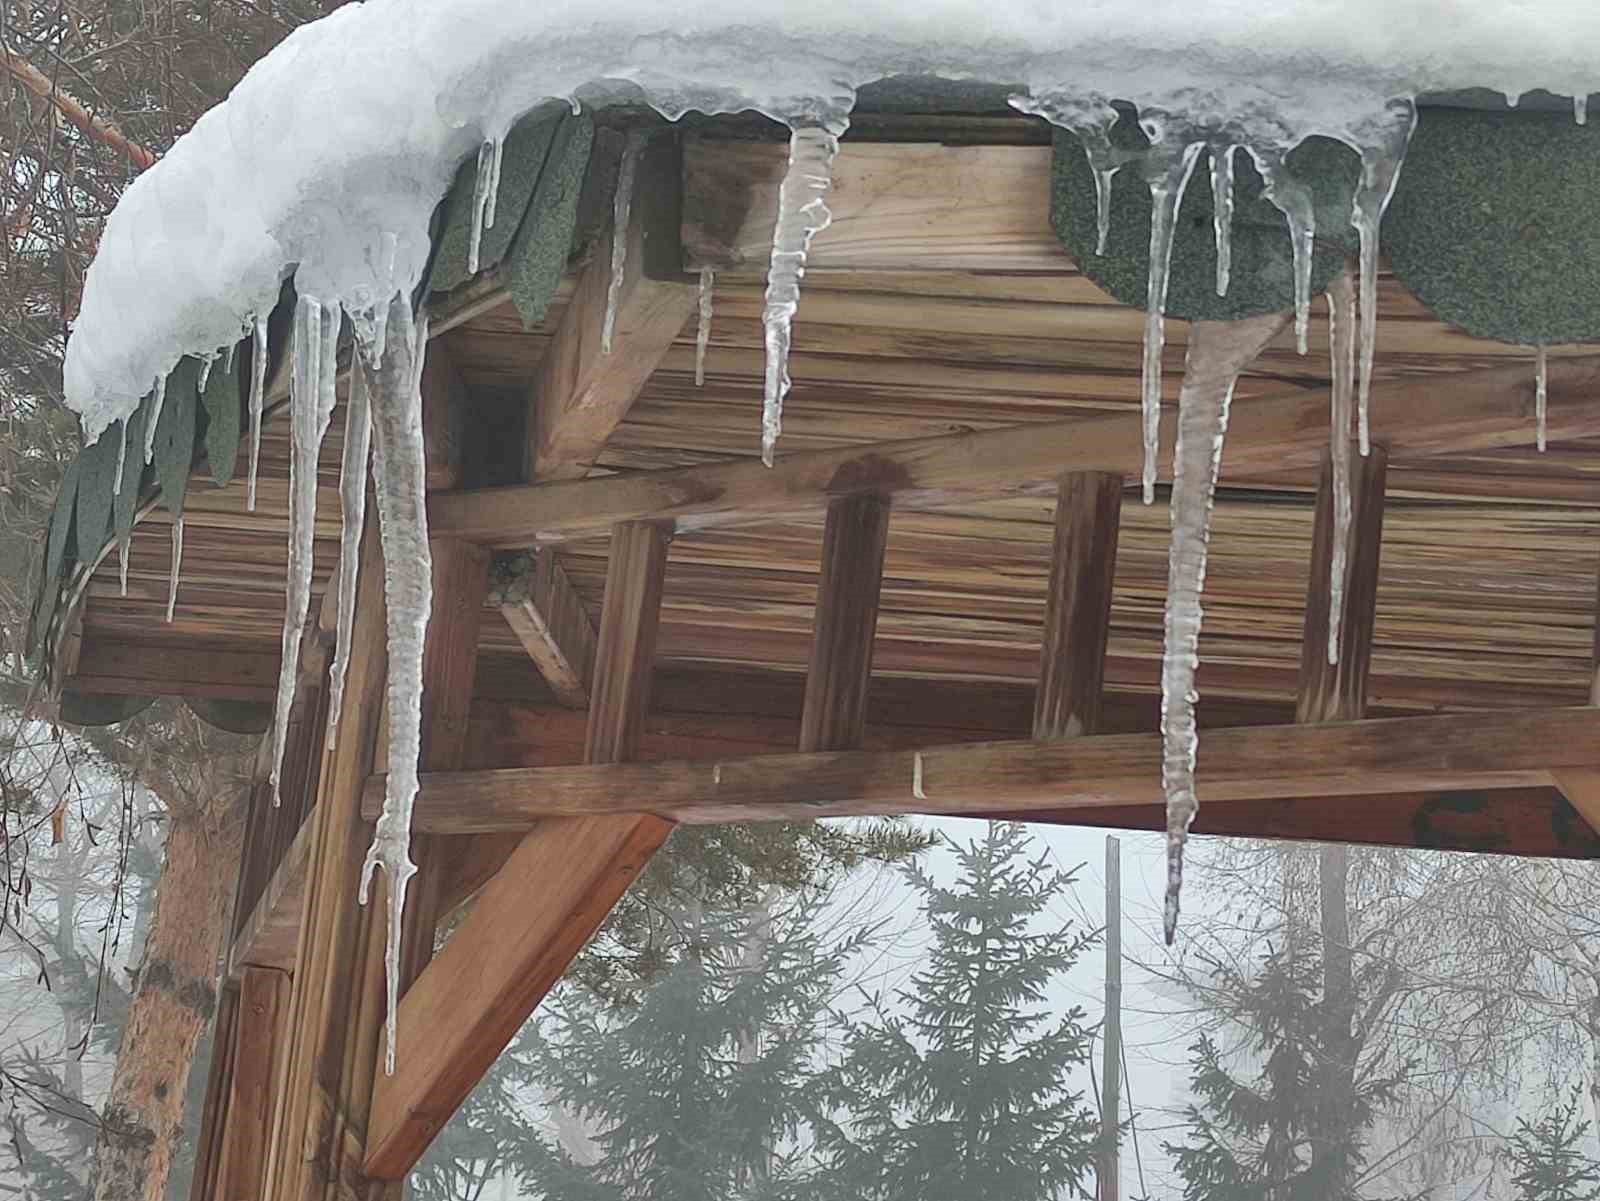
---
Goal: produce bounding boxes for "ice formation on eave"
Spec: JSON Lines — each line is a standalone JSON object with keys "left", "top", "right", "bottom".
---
{"left": 58, "top": 0, "right": 1600, "bottom": 1062}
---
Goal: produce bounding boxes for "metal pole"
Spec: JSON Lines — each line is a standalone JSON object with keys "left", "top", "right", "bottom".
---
{"left": 1099, "top": 835, "right": 1121, "bottom": 1201}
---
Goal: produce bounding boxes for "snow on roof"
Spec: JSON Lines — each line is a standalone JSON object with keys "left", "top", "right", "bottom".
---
{"left": 63, "top": 0, "right": 1600, "bottom": 442}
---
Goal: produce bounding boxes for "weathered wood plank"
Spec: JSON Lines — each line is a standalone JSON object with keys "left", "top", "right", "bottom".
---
{"left": 365, "top": 522, "right": 675, "bottom": 1178}
{"left": 683, "top": 139, "right": 1066, "bottom": 274}
{"left": 228, "top": 813, "right": 312, "bottom": 979}
{"left": 372, "top": 706, "right": 1596, "bottom": 831}
{"left": 529, "top": 135, "right": 697, "bottom": 481}
{"left": 800, "top": 495, "right": 891, "bottom": 752}
{"left": 421, "top": 339, "right": 467, "bottom": 492}
{"left": 1033, "top": 472, "right": 1122, "bottom": 739}
{"left": 496, "top": 551, "right": 597, "bottom": 708}
{"left": 431, "top": 356, "right": 1600, "bottom": 548}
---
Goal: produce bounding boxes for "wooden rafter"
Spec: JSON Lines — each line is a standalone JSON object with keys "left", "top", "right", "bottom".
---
{"left": 800, "top": 494, "right": 891, "bottom": 753}
{"left": 430, "top": 355, "right": 1600, "bottom": 548}
{"left": 495, "top": 551, "right": 597, "bottom": 708}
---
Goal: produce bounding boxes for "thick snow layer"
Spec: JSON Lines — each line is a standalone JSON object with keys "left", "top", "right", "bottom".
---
{"left": 62, "top": 0, "right": 1600, "bottom": 439}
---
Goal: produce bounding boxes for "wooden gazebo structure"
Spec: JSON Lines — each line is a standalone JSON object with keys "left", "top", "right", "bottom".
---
{"left": 33, "top": 99, "right": 1600, "bottom": 1197}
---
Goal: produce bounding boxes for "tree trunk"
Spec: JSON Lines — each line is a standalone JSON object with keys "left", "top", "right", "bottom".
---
{"left": 91, "top": 802, "right": 243, "bottom": 1201}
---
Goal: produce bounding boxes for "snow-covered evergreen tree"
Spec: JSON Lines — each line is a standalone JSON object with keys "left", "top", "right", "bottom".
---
{"left": 815, "top": 821, "right": 1100, "bottom": 1201}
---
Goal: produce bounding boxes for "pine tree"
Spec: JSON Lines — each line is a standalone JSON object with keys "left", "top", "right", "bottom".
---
{"left": 1166, "top": 943, "right": 1407, "bottom": 1201}
{"left": 816, "top": 821, "right": 1100, "bottom": 1201}
{"left": 1505, "top": 1091, "right": 1600, "bottom": 1201}
{"left": 515, "top": 888, "right": 874, "bottom": 1201}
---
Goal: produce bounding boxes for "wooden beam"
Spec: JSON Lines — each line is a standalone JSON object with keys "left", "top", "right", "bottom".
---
{"left": 1297, "top": 445, "right": 1388, "bottom": 724}
{"left": 375, "top": 706, "right": 1597, "bottom": 831}
{"left": 683, "top": 139, "right": 1063, "bottom": 274}
{"left": 1026, "top": 786, "right": 1600, "bottom": 859}
{"left": 1555, "top": 770, "right": 1600, "bottom": 834}
{"left": 228, "top": 815, "right": 312, "bottom": 978}
{"left": 800, "top": 495, "right": 891, "bottom": 752}
{"left": 1033, "top": 472, "right": 1122, "bottom": 739}
{"left": 365, "top": 522, "right": 675, "bottom": 1178}
{"left": 213, "top": 967, "right": 291, "bottom": 1201}
{"left": 528, "top": 134, "right": 697, "bottom": 481}
{"left": 494, "top": 551, "right": 597, "bottom": 709}
{"left": 421, "top": 339, "right": 467, "bottom": 492}
{"left": 431, "top": 356, "right": 1600, "bottom": 548}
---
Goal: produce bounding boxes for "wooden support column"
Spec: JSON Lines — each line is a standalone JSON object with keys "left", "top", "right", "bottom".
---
{"left": 365, "top": 521, "right": 675, "bottom": 1179}
{"left": 211, "top": 967, "right": 292, "bottom": 1201}
{"left": 1033, "top": 472, "right": 1122, "bottom": 740}
{"left": 1297, "top": 446, "right": 1388, "bottom": 724}
{"left": 800, "top": 495, "right": 891, "bottom": 753}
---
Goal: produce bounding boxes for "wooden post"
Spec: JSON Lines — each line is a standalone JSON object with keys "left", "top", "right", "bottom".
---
{"left": 212, "top": 967, "right": 291, "bottom": 1201}
{"left": 1034, "top": 472, "right": 1123, "bottom": 739}
{"left": 800, "top": 495, "right": 891, "bottom": 753}
{"left": 1098, "top": 834, "right": 1121, "bottom": 1201}
{"left": 363, "top": 521, "right": 675, "bottom": 1178}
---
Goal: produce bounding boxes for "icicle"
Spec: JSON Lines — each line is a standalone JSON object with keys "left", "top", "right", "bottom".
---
{"left": 1249, "top": 148, "right": 1316, "bottom": 355}
{"left": 267, "top": 296, "right": 340, "bottom": 806}
{"left": 761, "top": 121, "right": 843, "bottom": 466}
{"left": 601, "top": 131, "right": 647, "bottom": 356}
{"left": 247, "top": 316, "right": 268, "bottom": 512}
{"left": 118, "top": 537, "right": 130, "bottom": 597}
{"left": 1325, "top": 270, "right": 1357, "bottom": 666}
{"left": 165, "top": 516, "right": 184, "bottom": 623}
{"left": 466, "top": 136, "right": 504, "bottom": 277}
{"left": 1074, "top": 122, "right": 1128, "bottom": 256}
{"left": 1535, "top": 345, "right": 1549, "bottom": 452}
{"left": 1159, "top": 313, "right": 1286, "bottom": 945}
{"left": 197, "top": 354, "right": 215, "bottom": 393}
{"left": 1578, "top": 96, "right": 1590, "bottom": 126}
{"left": 111, "top": 417, "right": 128, "bottom": 501}
{"left": 1351, "top": 102, "right": 1418, "bottom": 457}
{"left": 1138, "top": 128, "right": 1205, "bottom": 504}
{"left": 357, "top": 291, "right": 433, "bottom": 1076}
{"left": 1209, "top": 144, "right": 1236, "bottom": 297}
{"left": 143, "top": 372, "right": 168, "bottom": 464}
{"left": 326, "top": 354, "right": 373, "bottom": 747}
{"left": 694, "top": 268, "right": 714, "bottom": 387}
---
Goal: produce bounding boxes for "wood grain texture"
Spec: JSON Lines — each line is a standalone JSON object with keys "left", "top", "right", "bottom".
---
{"left": 431, "top": 355, "right": 1600, "bottom": 548}
{"left": 497, "top": 552, "right": 597, "bottom": 708}
{"left": 421, "top": 340, "right": 467, "bottom": 492}
{"left": 1298, "top": 446, "right": 1388, "bottom": 724}
{"left": 800, "top": 495, "right": 891, "bottom": 752}
{"left": 365, "top": 519, "right": 675, "bottom": 1179}
{"left": 529, "top": 135, "right": 696, "bottom": 481}
{"left": 1033, "top": 472, "right": 1122, "bottom": 739}
{"left": 214, "top": 967, "right": 291, "bottom": 1201}
{"left": 376, "top": 706, "right": 1597, "bottom": 831}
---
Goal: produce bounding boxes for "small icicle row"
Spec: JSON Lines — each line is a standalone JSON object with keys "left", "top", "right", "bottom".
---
{"left": 602, "top": 131, "right": 647, "bottom": 356}
{"left": 1351, "top": 102, "right": 1418, "bottom": 457}
{"left": 165, "top": 516, "right": 184, "bottom": 623}
{"left": 466, "top": 136, "right": 504, "bottom": 277}
{"left": 326, "top": 354, "right": 374, "bottom": 748}
{"left": 761, "top": 121, "right": 844, "bottom": 466}
{"left": 1209, "top": 143, "right": 1237, "bottom": 297}
{"left": 357, "top": 291, "right": 433, "bottom": 1076}
{"left": 695, "top": 268, "right": 715, "bottom": 387}
{"left": 1138, "top": 126, "right": 1205, "bottom": 504}
{"left": 1325, "top": 269, "right": 1358, "bottom": 666}
{"left": 268, "top": 295, "right": 340, "bottom": 806}
{"left": 247, "top": 317, "right": 268, "bottom": 512}
{"left": 1535, "top": 345, "right": 1549, "bottom": 452}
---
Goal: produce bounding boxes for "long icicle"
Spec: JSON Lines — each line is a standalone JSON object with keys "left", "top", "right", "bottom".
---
{"left": 247, "top": 316, "right": 268, "bottom": 512}
{"left": 326, "top": 350, "right": 374, "bottom": 748}
{"left": 1352, "top": 102, "right": 1418, "bottom": 456}
{"left": 1160, "top": 312, "right": 1288, "bottom": 944}
{"left": 695, "top": 268, "right": 715, "bottom": 387}
{"left": 268, "top": 295, "right": 339, "bottom": 806}
{"left": 1210, "top": 143, "right": 1236, "bottom": 297}
{"left": 761, "top": 121, "right": 843, "bottom": 466}
{"left": 1326, "top": 269, "right": 1358, "bottom": 666}
{"left": 165, "top": 516, "right": 184, "bottom": 623}
{"left": 358, "top": 291, "right": 433, "bottom": 1076}
{"left": 113, "top": 417, "right": 130, "bottom": 596}
{"left": 601, "top": 130, "right": 647, "bottom": 356}
{"left": 1535, "top": 345, "right": 1549, "bottom": 452}
{"left": 1138, "top": 131, "right": 1204, "bottom": 504}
